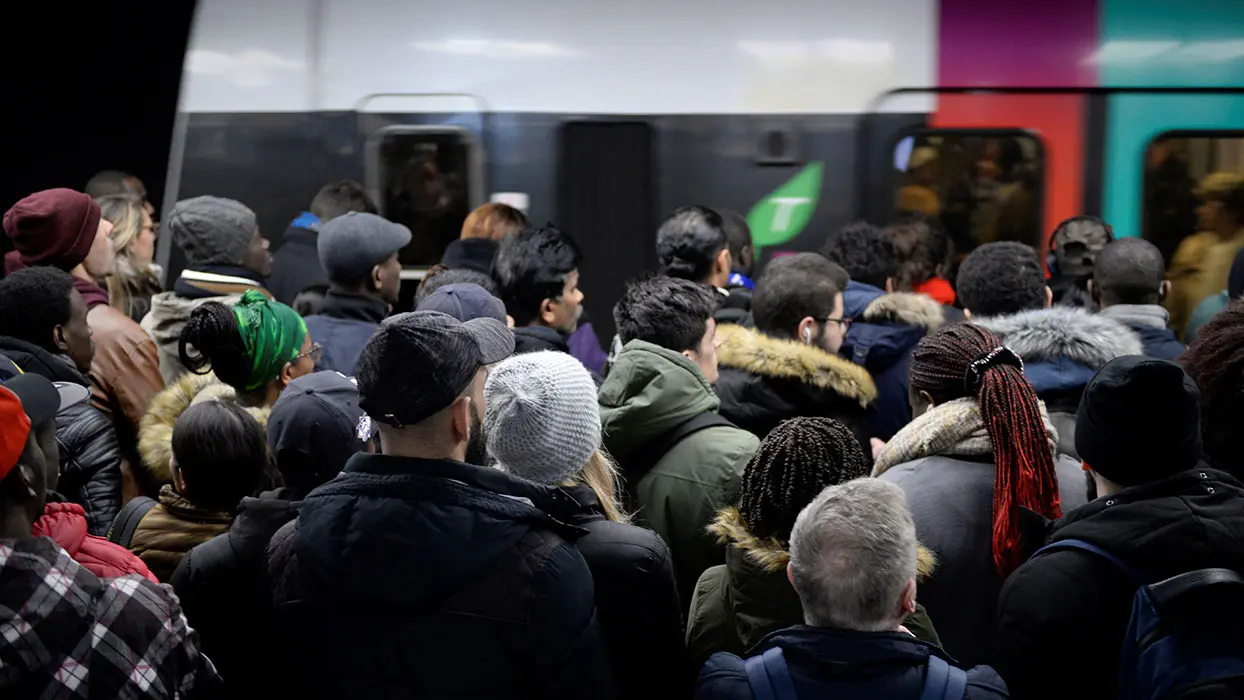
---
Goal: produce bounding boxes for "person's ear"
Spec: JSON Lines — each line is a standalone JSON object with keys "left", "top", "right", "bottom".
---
{"left": 681, "top": 348, "right": 700, "bottom": 365}
{"left": 450, "top": 395, "right": 472, "bottom": 444}
{"left": 18, "top": 462, "right": 40, "bottom": 499}
{"left": 371, "top": 263, "right": 384, "bottom": 292}
{"left": 797, "top": 316, "right": 816, "bottom": 345}
{"left": 1159, "top": 280, "right": 1171, "bottom": 302}
{"left": 919, "top": 390, "right": 936, "bottom": 408}
{"left": 539, "top": 298, "right": 558, "bottom": 326}
{"left": 52, "top": 324, "right": 69, "bottom": 353}
{"left": 717, "top": 248, "right": 732, "bottom": 277}
{"left": 1087, "top": 279, "right": 1099, "bottom": 305}
{"left": 899, "top": 578, "right": 917, "bottom": 616}
{"left": 170, "top": 458, "right": 187, "bottom": 494}
{"left": 1044, "top": 286, "right": 1054, "bottom": 309}
{"left": 280, "top": 361, "right": 297, "bottom": 387}
{"left": 962, "top": 308, "right": 973, "bottom": 319}
{"left": 885, "top": 278, "right": 895, "bottom": 294}
{"left": 787, "top": 562, "right": 795, "bottom": 587}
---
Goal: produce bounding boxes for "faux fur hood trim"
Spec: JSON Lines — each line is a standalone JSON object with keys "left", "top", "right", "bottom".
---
{"left": 974, "top": 307, "right": 1143, "bottom": 370}
{"left": 708, "top": 506, "right": 937, "bottom": 580}
{"left": 716, "top": 324, "right": 877, "bottom": 407}
{"left": 137, "top": 371, "right": 271, "bottom": 484}
{"left": 861, "top": 292, "right": 945, "bottom": 332}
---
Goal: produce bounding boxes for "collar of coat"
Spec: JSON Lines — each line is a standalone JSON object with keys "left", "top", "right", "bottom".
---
{"left": 972, "top": 306, "right": 1143, "bottom": 370}
{"left": 860, "top": 292, "right": 945, "bottom": 331}
{"left": 709, "top": 505, "right": 936, "bottom": 579}
{"left": 715, "top": 324, "right": 877, "bottom": 407}
{"left": 138, "top": 371, "right": 271, "bottom": 484}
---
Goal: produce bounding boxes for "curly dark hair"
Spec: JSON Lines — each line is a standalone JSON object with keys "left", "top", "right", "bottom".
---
{"left": 0, "top": 267, "right": 76, "bottom": 350}
{"left": 1180, "top": 299, "right": 1244, "bottom": 476}
{"left": 821, "top": 221, "right": 897, "bottom": 290}
{"left": 957, "top": 242, "right": 1047, "bottom": 317}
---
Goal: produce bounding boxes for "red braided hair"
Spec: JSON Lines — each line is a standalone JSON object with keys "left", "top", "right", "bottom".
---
{"left": 909, "top": 323, "right": 1062, "bottom": 576}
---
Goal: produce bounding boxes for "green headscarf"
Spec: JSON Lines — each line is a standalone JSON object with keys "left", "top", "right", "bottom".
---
{"left": 232, "top": 289, "right": 308, "bottom": 391}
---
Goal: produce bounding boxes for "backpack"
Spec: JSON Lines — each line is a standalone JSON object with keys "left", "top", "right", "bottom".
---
{"left": 106, "top": 496, "right": 158, "bottom": 549}
{"left": 621, "top": 411, "right": 736, "bottom": 488}
{"left": 1034, "top": 539, "right": 1244, "bottom": 699}
{"left": 744, "top": 646, "right": 967, "bottom": 700}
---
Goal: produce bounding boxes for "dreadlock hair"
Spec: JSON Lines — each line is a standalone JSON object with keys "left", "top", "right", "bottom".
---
{"left": 737, "top": 417, "right": 870, "bottom": 543}
{"left": 909, "top": 323, "right": 1062, "bottom": 576}
{"left": 179, "top": 301, "right": 251, "bottom": 393}
{"left": 1180, "top": 299, "right": 1244, "bottom": 475}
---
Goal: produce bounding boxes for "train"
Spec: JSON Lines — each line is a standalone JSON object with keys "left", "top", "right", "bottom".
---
{"left": 160, "top": 0, "right": 1244, "bottom": 340}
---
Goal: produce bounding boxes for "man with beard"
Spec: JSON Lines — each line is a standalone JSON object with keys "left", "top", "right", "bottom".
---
{"left": 267, "top": 311, "right": 615, "bottom": 699}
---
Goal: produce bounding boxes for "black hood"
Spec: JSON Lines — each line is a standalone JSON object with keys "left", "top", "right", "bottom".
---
{"left": 228, "top": 493, "right": 302, "bottom": 554}
{"left": 0, "top": 336, "right": 88, "bottom": 385}
{"left": 513, "top": 325, "right": 570, "bottom": 354}
{"left": 1049, "top": 468, "right": 1244, "bottom": 580}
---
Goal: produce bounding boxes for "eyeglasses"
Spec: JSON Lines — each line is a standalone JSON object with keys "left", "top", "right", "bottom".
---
{"left": 823, "top": 316, "right": 853, "bottom": 329}
{"left": 294, "top": 342, "right": 322, "bottom": 365}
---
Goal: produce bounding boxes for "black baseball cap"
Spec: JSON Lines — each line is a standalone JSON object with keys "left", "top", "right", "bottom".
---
{"left": 357, "top": 310, "right": 514, "bottom": 428}
{"left": 3, "top": 374, "right": 61, "bottom": 429}
{"left": 416, "top": 283, "right": 507, "bottom": 323}
{"left": 268, "top": 371, "right": 369, "bottom": 484}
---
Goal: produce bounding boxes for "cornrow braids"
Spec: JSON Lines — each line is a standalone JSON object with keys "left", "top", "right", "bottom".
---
{"left": 738, "top": 417, "right": 870, "bottom": 543}
{"left": 1180, "top": 299, "right": 1244, "bottom": 473}
{"left": 909, "top": 323, "right": 1062, "bottom": 577}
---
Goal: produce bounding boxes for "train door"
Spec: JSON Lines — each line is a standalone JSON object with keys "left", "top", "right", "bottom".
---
{"left": 359, "top": 94, "right": 488, "bottom": 310}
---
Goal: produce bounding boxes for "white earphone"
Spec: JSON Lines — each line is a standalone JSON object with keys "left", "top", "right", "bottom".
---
{"left": 804, "top": 327, "right": 812, "bottom": 344}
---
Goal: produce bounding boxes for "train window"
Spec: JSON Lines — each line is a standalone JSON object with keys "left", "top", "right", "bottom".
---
{"left": 371, "top": 127, "right": 475, "bottom": 267}
{"left": 1142, "top": 133, "right": 1244, "bottom": 268}
{"left": 891, "top": 133, "right": 1044, "bottom": 258}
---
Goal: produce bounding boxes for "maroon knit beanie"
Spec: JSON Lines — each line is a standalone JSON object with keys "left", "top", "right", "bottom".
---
{"left": 2, "top": 189, "right": 102, "bottom": 273}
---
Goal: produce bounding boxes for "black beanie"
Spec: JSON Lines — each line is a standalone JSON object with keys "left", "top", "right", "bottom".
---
{"left": 1076, "top": 356, "right": 1202, "bottom": 487}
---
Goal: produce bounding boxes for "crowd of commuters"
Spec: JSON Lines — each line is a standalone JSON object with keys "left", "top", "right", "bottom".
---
{"left": 0, "top": 169, "right": 1242, "bottom": 699}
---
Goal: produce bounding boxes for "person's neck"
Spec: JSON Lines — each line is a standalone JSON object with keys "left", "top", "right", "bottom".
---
{"left": 377, "top": 427, "right": 466, "bottom": 462}
{"left": 69, "top": 264, "right": 96, "bottom": 285}
{"left": 236, "top": 384, "right": 281, "bottom": 409}
{"left": 1213, "top": 223, "right": 1244, "bottom": 241}
{"left": 0, "top": 505, "right": 34, "bottom": 539}
{"left": 330, "top": 284, "right": 380, "bottom": 301}
{"left": 1093, "top": 472, "right": 1125, "bottom": 498}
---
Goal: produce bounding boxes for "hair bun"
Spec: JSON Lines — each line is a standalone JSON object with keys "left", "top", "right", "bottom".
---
{"left": 963, "top": 346, "right": 1024, "bottom": 394}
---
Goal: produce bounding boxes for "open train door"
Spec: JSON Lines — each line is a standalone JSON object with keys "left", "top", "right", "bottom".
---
{"left": 358, "top": 93, "right": 489, "bottom": 310}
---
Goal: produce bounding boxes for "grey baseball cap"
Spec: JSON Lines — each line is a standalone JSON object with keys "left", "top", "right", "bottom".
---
{"left": 317, "top": 212, "right": 412, "bottom": 282}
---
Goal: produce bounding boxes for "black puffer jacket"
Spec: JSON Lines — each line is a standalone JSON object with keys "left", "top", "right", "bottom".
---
{"left": 561, "top": 485, "right": 688, "bottom": 700}
{"left": 267, "top": 455, "right": 615, "bottom": 699}
{"left": 0, "top": 336, "right": 122, "bottom": 535}
{"left": 172, "top": 490, "right": 301, "bottom": 698}
{"left": 994, "top": 468, "right": 1244, "bottom": 700}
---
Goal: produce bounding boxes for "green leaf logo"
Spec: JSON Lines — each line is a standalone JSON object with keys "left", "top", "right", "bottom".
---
{"left": 746, "top": 162, "right": 823, "bottom": 253}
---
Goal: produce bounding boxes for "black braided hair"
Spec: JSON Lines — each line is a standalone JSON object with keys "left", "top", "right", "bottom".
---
{"left": 178, "top": 301, "right": 250, "bottom": 391}
{"left": 737, "top": 417, "right": 870, "bottom": 543}
{"left": 1180, "top": 299, "right": 1244, "bottom": 474}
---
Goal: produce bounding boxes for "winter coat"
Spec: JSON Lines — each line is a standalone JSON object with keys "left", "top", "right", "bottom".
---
{"left": 268, "top": 223, "right": 328, "bottom": 306}
{"left": 0, "top": 337, "right": 123, "bottom": 535}
{"left": 567, "top": 320, "right": 608, "bottom": 376}
{"left": 686, "top": 506, "right": 942, "bottom": 672}
{"left": 599, "top": 339, "right": 760, "bottom": 607}
{"left": 879, "top": 453, "right": 1088, "bottom": 667}
{"left": 129, "top": 484, "right": 236, "bottom": 583}
{"left": 172, "top": 490, "right": 300, "bottom": 698}
{"left": 266, "top": 454, "right": 615, "bottom": 699}
{"left": 441, "top": 236, "right": 499, "bottom": 274}
{"left": 994, "top": 468, "right": 1244, "bottom": 700}
{"left": 142, "top": 266, "right": 268, "bottom": 385}
{"left": 303, "top": 290, "right": 389, "bottom": 376}
{"left": 137, "top": 371, "right": 272, "bottom": 489}
{"left": 716, "top": 286, "right": 753, "bottom": 327}
{"left": 713, "top": 324, "right": 876, "bottom": 450}
{"left": 696, "top": 626, "right": 1009, "bottom": 700}
{"left": 975, "top": 307, "right": 1143, "bottom": 460}
{"left": 561, "top": 484, "right": 688, "bottom": 700}
{"left": 82, "top": 280, "right": 164, "bottom": 452}
{"left": 1097, "top": 304, "right": 1184, "bottom": 361}
{"left": 32, "top": 498, "right": 157, "bottom": 582}
{"left": 840, "top": 289, "right": 946, "bottom": 441}
{"left": 514, "top": 325, "right": 605, "bottom": 382}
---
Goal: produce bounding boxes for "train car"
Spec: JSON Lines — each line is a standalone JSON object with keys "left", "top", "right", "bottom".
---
{"left": 161, "top": 0, "right": 1244, "bottom": 340}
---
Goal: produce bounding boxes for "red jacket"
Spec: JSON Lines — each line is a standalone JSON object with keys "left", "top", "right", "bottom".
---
{"left": 32, "top": 502, "right": 159, "bottom": 582}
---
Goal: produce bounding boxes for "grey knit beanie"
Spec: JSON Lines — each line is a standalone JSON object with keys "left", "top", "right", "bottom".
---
{"left": 167, "top": 196, "right": 256, "bottom": 266}
{"left": 484, "top": 351, "right": 601, "bottom": 486}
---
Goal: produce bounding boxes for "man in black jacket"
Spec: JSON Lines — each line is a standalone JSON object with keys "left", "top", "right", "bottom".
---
{"left": 994, "top": 356, "right": 1244, "bottom": 700}
{"left": 267, "top": 180, "right": 378, "bottom": 306}
{"left": 0, "top": 267, "right": 122, "bottom": 536}
{"left": 267, "top": 311, "right": 614, "bottom": 699}
{"left": 494, "top": 226, "right": 589, "bottom": 358}
{"left": 1090, "top": 238, "right": 1183, "bottom": 361}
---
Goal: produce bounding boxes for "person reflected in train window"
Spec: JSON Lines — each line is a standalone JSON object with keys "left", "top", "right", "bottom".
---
{"left": 1142, "top": 139, "right": 1197, "bottom": 267}
{"left": 1181, "top": 299, "right": 1244, "bottom": 480}
{"left": 303, "top": 212, "right": 410, "bottom": 376}
{"left": 896, "top": 146, "right": 941, "bottom": 218}
{"left": 97, "top": 194, "right": 163, "bottom": 324}
{"left": 442, "top": 202, "right": 528, "bottom": 275}
{"left": 1165, "top": 172, "right": 1244, "bottom": 339}
{"left": 268, "top": 180, "right": 377, "bottom": 307}
{"left": 1090, "top": 238, "right": 1183, "bottom": 361}
{"left": 888, "top": 213, "right": 958, "bottom": 308}
{"left": 656, "top": 205, "right": 745, "bottom": 324}
{"left": 495, "top": 225, "right": 604, "bottom": 374}
{"left": 1184, "top": 246, "right": 1244, "bottom": 344}
{"left": 824, "top": 222, "right": 947, "bottom": 442}
{"left": 959, "top": 242, "right": 1142, "bottom": 461}
{"left": 85, "top": 169, "right": 154, "bottom": 218}
{"left": 715, "top": 253, "right": 876, "bottom": 452}
{"left": 1046, "top": 215, "right": 1114, "bottom": 311}
{"left": 143, "top": 196, "right": 272, "bottom": 384}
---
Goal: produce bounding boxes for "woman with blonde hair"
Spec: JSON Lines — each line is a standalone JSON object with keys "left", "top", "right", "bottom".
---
{"left": 97, "top": 194, "right": 163, "bottom": 323}
{"left": 484, "top": 350, "right": 688, "bottom": 700}
{"left": 441, "top": 202, "right": 528, "bottom": 274}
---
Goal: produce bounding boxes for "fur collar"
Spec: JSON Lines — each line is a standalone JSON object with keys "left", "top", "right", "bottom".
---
{"left": 974, "top": 307, "right": 1143, "bottom": 370}
{"left": 716, "top": 324, "right": 877, "bottom": 407}
{"left": 709, "top": 506, "right": 937, "bottom": 579}
{"left": 861, "top": 292, "right": 945, "bottom": 332}
{"left": 137, "top": 372, "right": 271, "bottom": 484}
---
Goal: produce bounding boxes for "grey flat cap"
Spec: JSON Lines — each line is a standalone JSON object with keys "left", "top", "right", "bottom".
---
{"left": 317, "top": 212, "right": 412, "bottom": 282}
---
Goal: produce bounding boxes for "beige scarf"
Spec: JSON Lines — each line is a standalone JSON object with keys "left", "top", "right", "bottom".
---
{"left": 872, "top": 397, "right": 1060, "bottom": 477}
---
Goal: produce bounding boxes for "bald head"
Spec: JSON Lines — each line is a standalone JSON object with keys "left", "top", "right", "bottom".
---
{"left": 1093, "top": 238, "right": 1167, "bottom": 307}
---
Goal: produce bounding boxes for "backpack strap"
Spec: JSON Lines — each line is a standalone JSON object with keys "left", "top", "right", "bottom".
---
{"left": 624, "top": 412, "right": 736, "bottom": 484}
{"left": 107, "top": 496, "right": 158, "bottom": 548}
{"left": 744, "top": 647, "right": 799, "bottom": 700}
{"left": 1033, "top": 538, "right": 1146, "bottom": 586}
{"left": 920, "top": 655, "right": 968, "bottom": 700}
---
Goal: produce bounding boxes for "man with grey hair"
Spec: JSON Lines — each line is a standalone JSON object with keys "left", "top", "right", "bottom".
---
{"left": 696, "top": 478, "right": 1008, "bottom": 699}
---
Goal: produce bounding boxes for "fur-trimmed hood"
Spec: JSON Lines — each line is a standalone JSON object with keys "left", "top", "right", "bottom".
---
{"left": 709, "top": 506, "right": 937, "bottom": 579}
{"left": 861, "top": 292, "right": 945, "bottom": 332}
{"left": 137, "top": 371, "right": 271, "bottom": 484}
{"left": 716, "top": 324, "right": 877, "bottom": 407}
